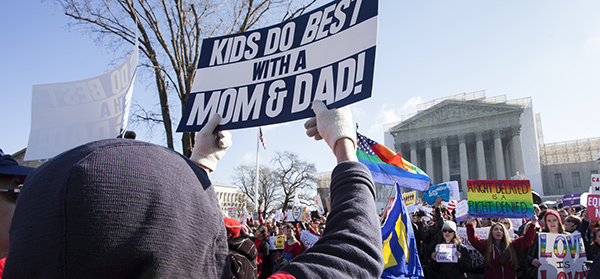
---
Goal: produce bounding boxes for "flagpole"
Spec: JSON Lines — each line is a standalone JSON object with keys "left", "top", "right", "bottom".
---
{"left": 254, "top": 128, "right": 260, "bottom": 212}
{"left": 380, "top": 180, "right": 398, "bottom": 224}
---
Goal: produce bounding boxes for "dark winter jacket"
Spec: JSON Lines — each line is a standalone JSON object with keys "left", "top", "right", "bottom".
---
{"left": 228, "top": 236, "right": 258, "bottom": 279}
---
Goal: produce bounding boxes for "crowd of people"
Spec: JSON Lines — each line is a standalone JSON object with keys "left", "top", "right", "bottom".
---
{"left": 0, "top": 98, "right": 599, "bottom": 278}
{"left": 408, "top": 199, "right": 599, "bottom": 279}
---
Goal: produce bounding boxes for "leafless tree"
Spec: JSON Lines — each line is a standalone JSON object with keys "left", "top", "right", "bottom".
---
{"left": 231, "top": 164, "right": 279, "bottom": 216}
{"left": 55, "top": 0, "right": 316, "bottom": 156}
{"left": 272, "top": 151, "right": 316, "bottom": 212}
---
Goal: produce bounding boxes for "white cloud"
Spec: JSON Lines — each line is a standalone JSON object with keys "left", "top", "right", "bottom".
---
{"left": 401, "top": 96, "right": 424, "bottom": 111}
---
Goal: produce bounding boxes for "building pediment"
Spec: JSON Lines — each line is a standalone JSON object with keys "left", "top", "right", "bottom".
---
{"left": 390, "top": 99, "right": 524, "bottom": 131}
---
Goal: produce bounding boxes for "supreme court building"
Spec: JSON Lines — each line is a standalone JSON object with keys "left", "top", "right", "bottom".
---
{"left": 384, "top": 91, "right": 597, "bottom": 199}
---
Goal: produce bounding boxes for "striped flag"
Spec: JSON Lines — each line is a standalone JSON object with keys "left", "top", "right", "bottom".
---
{"left": 259, "top": 128, "right": 267, "bottom": 150}
{"left": 357, "top": 132, "right": 431, "bottom": 191}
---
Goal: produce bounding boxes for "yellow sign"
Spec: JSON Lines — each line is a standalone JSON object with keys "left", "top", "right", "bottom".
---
{"left": 402, "top": 191, "right": 416, "bottom": 206}
{"left": 275, "top": 235, "right": 286, "bottom": 249}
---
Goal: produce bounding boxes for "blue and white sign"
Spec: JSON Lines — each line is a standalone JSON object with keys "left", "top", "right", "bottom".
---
{"left": 177, "top": 0, "right": 378, "bottom": 132}
{"left": 423, "top": 182, "right": 451, "bottom": 206}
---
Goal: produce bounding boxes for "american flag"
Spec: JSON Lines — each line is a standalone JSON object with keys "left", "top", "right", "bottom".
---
{"left": 259, "top": 128, "right": 267, "bottom": 150}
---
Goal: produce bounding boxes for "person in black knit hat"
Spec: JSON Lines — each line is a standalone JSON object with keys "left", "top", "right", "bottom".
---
{"left": 4, "top": 100, "right": 384, "bottom": 279}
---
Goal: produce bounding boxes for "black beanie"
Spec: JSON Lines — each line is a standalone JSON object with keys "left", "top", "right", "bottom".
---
{"left": 4, "top": 139, "right": 230, "bottom": 278}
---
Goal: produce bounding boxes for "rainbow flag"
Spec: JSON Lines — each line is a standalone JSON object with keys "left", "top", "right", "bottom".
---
{"left": 380, "top": 181, "right": 425, "bottom": 279}
{"left": 357, "top": 132, "right": 431, "bottom": 191}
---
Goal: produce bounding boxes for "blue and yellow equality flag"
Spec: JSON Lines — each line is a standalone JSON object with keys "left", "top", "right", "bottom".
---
{"left": 380, "top": 181, "right": 424, "bottom": 279}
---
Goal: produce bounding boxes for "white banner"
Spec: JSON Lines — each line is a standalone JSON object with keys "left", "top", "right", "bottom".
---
{"left": 538, "top": 232, "right": 587, "bottom": 279}
{"left": 300, "top": 230, "right": 320, "bottom": 249}
{"left": 26, "top": 43, "right": 138, "bottom": 160}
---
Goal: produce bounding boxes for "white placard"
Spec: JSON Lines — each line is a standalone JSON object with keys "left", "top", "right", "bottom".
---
{"left": 436, "top": 244, "right": 457, "bottom": 263}
{"left": 447, "top": 181, "right": 460, "bottom": 201}
{"left": 300, "top": 230, "right": 320, "bottom": 249}
{"left": 454, "top": 200, "right": 469, "bottom": 221}
{"left": 26, "top": 42, "right": 138, "bottom": 160}
{"left": 538, "top": 232, "right": 587, "bottom": 279}
{"left": 592, "top": 174, "right": 600, "bottom": 193}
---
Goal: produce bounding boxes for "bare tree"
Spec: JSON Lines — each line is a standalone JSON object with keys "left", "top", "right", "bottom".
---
{"left": 272, "top": 151, "right": 316, "bottom": 212}
{"left": 231, "top": 164, "right": 279, "bottom": 216}
{"left": 55, "top": 0, "right": 316, "bottom": 155}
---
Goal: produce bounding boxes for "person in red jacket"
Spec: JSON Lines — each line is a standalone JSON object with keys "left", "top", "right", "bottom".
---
{"left": 466, "top": 214, "right": 537, "bottom": 279}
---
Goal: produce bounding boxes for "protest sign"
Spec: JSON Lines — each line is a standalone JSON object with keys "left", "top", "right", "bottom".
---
{"left": 423, "top": 183, "right": 450, "bottom": 205}
{"left": 435, "top": 244, "right": 457, "bottom": 263}
{"left": 227, "top": 207, "right": 237, "bottom": 218}
{"left": 300, "top": 230, "right": 320, "bottom": 249}
{"left": 537, "top": 232, "right": 587, "bottom": 279}
{"left": 314, "top": 193, "right": 325, "bottom": 215}
{"left": 586, "top": 194, "right": 600, "bottom": 221}
{"left": 285, "top": 209, "right": 294, "bottom": 222}
{"left": 292, "top": 205, "right": 304, "bottom": 221}
{"left": 454, "top": 200, "right": 469, "bottom": 222}
{"left": 467, "top": 180, "right": 534, "bottom": 218}
{"left": 562, "top": 193, "right": 582, "bottom": 208}
{"left": 177, "top": 0, "right": 379, "bottom": 132}
{"left": 269, "top": 235, "right": 287, "bottom": 250}
{"left": 26, "top": 43, "right": 139, "bottom": 161}
{"left": 402, "top": 191, "right": 416, "bottom": 206}
{"left": 592, "top": 174, "right": 600, "bottom": 193}
{"left": 447, "top": 181, "right": 460, "bottom": 201}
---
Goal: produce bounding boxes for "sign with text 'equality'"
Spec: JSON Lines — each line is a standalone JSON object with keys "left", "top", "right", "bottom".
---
{"left": 467, "top": 180, "right": 534, "bottom": 219}
{"left": 177, "top": 0, "right": 378, "bottom": 132}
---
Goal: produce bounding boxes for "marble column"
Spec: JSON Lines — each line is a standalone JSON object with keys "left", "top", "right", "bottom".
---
{"left": 511, "top": 126, "right": 525, "bottom": 177}
{"left": 410, "top": 141, "right": 418, "bottom": 166}
{"left": 493, "top": 129, "right": 506, "bottom": 179}
{"left": 441, "top": 137, "right": 450, "bottom": 182}
{"left": 475, "top": 132, "right": 487, "bottom": 179}
{"left": 425, "top": 139, "right": 434, "bottom": 183}
{"left": 458, "top": 134, "right": 469, "bottom": 193}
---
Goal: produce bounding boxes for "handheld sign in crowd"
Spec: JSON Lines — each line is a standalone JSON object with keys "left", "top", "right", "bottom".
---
{"left": 537, "top": 232, "right": 587, "bottom": 279}
{"left": 435, "top": 244, "right": 457, "bottom": 263}
{"left": 447, "top": 181, "right": 460, "bottom": 201}
{"left": 26, "top": 42, "right": 139, "bottom": 161}
{"left": 467, "top": 180, "right": 534, "bottom": 219}
{"left": 454, "top": 200, "right": 469, "bottom": 222}
{"left": 422, "top": 183, "right": 450, "bottom": 205}
{"left": 592, "top": 174, "right": 600, "bottom": 193}
{"left": 402, "top": 191, "right": 416, "bottom": 206}
{"left": 300, "top": 230, "right": 320, "bottom": 249}
{"left": 586, "top": 194, "right": 600, "bottom": 221}
{"left": 177, "top": 0, "right": 379, "bottom": 132}
{"left": 269, "top": 235, "right": 287, "bottom": 250}
{"left": 227, "top": 207, "right": 237, "bottom": 218}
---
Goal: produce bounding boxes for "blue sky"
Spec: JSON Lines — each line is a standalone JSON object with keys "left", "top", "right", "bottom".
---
{"left": 1, "top": 0, "right": 599, "bottom": 187}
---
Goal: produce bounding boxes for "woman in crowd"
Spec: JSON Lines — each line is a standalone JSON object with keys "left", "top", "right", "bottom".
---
{"left": 527, "top": 210, "right": 566, "bottom": 278}
{"left": 429, "top": 221, "right": 472, "bottom": 279}
{"left": 253, "top": 225, "right": 272, "bottom": 279}
{"left": 467, "top": 214, "right": 537, "bottom": 279}
{"left": 497, "top": 218, "right": 513, "bottom": 235}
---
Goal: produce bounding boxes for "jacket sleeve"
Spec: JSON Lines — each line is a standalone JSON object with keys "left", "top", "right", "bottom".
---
{"left": 511, "top": 222, "right": 536, "bottom": 252}
{"left": 466, "top": 223, "right": 486, "bottom": 254}
{"left": 274, "top": 161, "right": 384, "bottom": 279}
